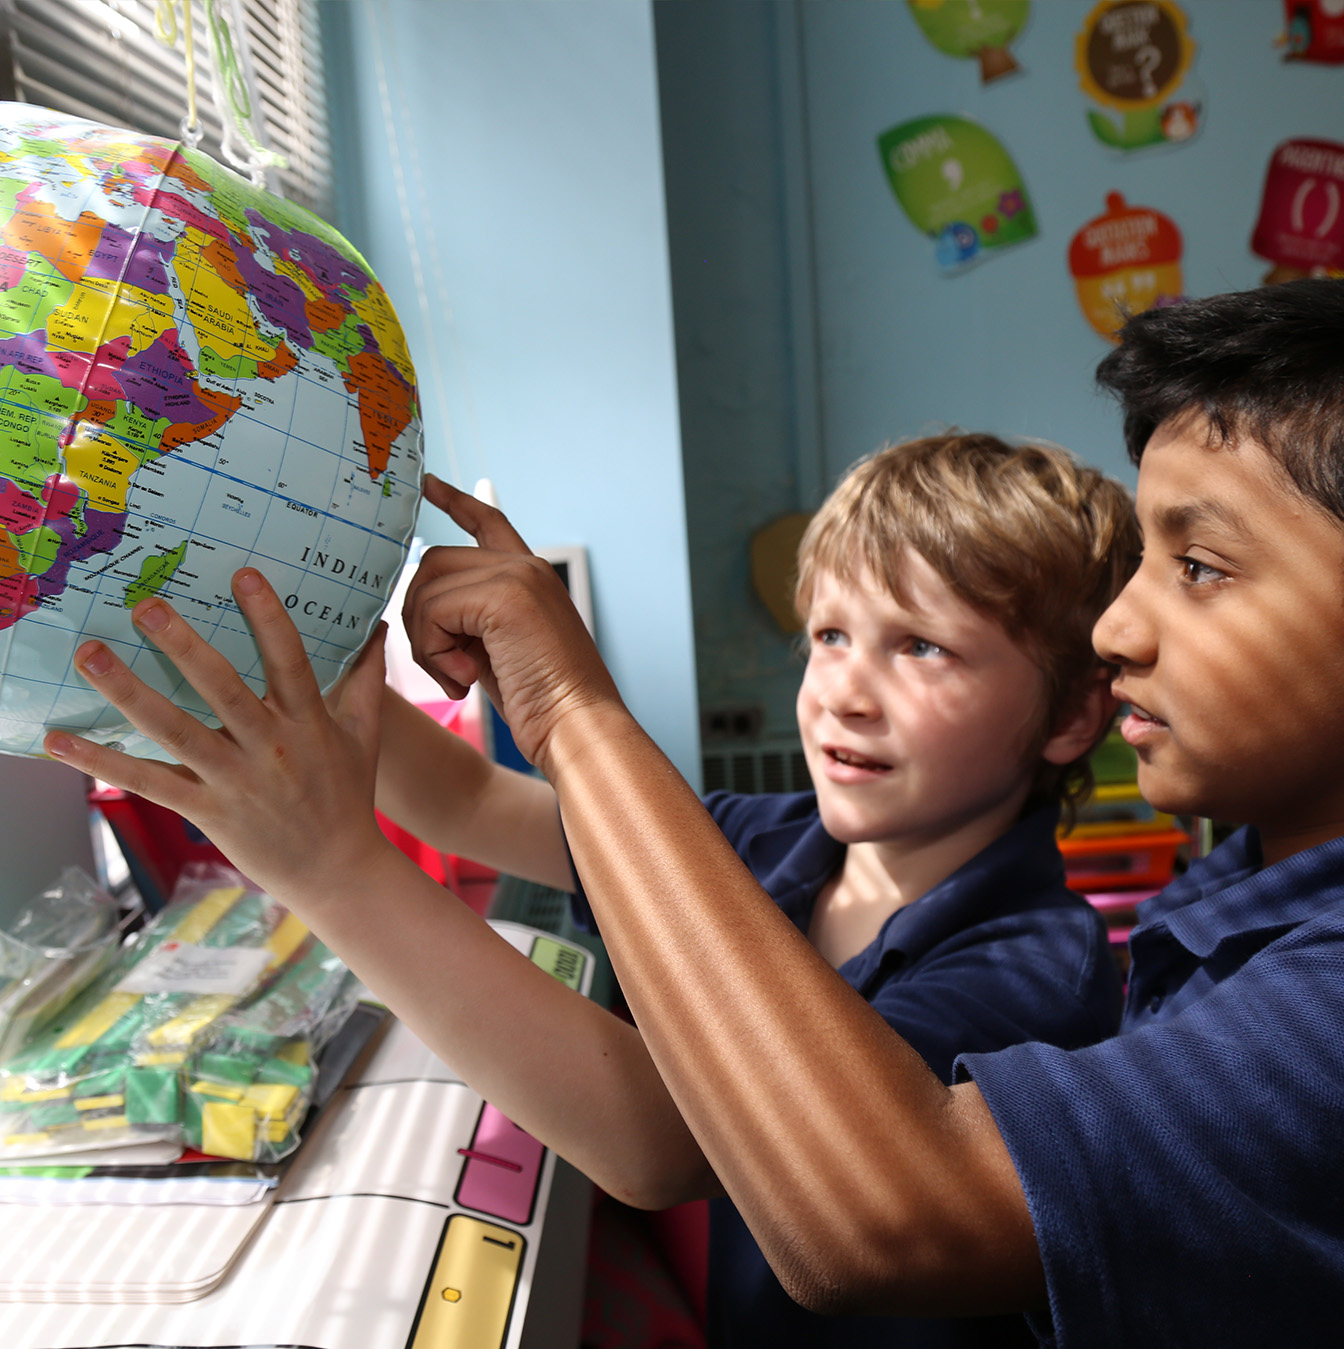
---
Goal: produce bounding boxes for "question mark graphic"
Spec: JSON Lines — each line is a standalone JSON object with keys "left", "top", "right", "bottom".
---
{"left": 1134, "top": 44, "right": 1162, "bottom": 99}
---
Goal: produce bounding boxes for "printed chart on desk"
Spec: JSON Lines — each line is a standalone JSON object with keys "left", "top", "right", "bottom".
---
{"left": 0, "top": 920, "right": 594, "bottom": 1349}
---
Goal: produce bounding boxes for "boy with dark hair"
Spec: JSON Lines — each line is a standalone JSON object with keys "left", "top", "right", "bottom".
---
{"left": 46, "top": 432, "right": 1134, "bottom": 1349}
{"left": 49, "top": 279, "right": 1344, "bottom": 1345}
{"left": 954, "top": 279, "right": 1344, "bottom": 1342}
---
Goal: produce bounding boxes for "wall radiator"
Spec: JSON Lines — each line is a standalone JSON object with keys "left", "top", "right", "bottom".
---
{"left": 701, "top": 741, "right": 811, "bottom": 796}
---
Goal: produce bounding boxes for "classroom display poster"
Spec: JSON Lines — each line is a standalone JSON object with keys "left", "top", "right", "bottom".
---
{"left": 877, "top": 115, "right": 1036, "bottom": 274}
{"left": 1280, "top": 0, "right": 1344, "bottom": 63}
{"left": 1075, "top": 0, "right": 1202, "bottom": 153}
{"left": 1068, "top": 193, "right": 1185, "bottom": 340}
{"left": 905, "top": 0, "right": 1031, "bottom": 83}
{"left": 1251, "top": 138, "right": 1344, "bottom": 283}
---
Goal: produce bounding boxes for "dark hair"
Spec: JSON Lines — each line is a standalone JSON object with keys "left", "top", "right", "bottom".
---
{"left": 1096, "top": 279, "right": 1344, "bottom": 521}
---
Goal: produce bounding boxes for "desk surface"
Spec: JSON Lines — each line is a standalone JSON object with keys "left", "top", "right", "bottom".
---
{"left": 0, "top": 920, "right": 595, "bottom": 1349}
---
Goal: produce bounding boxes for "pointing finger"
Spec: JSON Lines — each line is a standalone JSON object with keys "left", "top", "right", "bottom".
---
{"left": 423, "top": 473, "right": 533, "bottom": 555}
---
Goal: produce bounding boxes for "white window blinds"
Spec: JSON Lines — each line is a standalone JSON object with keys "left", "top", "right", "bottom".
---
{"left": 0, "top": 0, "right": 333, "bottom": 220}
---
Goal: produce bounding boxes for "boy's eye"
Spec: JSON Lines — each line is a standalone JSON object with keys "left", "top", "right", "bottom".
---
{"left": 907, "top": 637, "right": 949, "bottom": 658}
{"left": 1177, "top": 555, "right": 1226, "bottom": 585}
{"left": 814, "top": 627, "right": 845, "bottom": 647}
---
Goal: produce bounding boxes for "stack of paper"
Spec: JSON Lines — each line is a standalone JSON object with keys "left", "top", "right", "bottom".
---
{"left": 0, "top": 1195, "right": 273, "bottom": 1302}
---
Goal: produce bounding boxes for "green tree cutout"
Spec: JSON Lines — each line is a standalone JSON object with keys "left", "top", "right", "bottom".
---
{"left": 906, "top": 0, "right": 1031, "bottom": 83}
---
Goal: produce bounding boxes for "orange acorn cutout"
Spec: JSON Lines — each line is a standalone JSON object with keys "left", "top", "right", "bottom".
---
{"left": 1069, "top": 192, "right": 1184, "bottom": 340}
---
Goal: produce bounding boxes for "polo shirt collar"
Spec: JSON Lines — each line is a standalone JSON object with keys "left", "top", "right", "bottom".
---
{"left": 743, "top": 799, "right": 1066, "bottom": 972}
{"left": 870, "top": 804, "right": 1066, "bottom": 967}
{"left": 1136, "top": 827, "right": 1344, "bottom": 959}
{"left": 735, "top": 800, "right": 843, "bottom": 919}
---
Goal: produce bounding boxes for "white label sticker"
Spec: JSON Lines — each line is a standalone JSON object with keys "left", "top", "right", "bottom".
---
{"left": 115, "top": 942, "right": 272, "bottom": 996}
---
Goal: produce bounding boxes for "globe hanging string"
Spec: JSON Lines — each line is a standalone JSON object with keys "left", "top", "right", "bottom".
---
{"left": 153, "top": 0, "right": 286, "bottom": 187}
{"left": 154, "top": 0, "right": 203, "bottom": 150}
{"left": 204, "top": 0, "right": 288, "bottom": 188}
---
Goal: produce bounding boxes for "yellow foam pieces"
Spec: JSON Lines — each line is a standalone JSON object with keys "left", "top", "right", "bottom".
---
{"left": 171, "top": 887, "right": 246, "bottom": 943}
{"left": 222, "top": 1083, "right": 305, "bottom": 1147}
{"left": 54, "top": 991, "right": 143, "bottom": 1049}
{"left": 79, "top": 1113, "right": 129, "bottom": 1132}
{"left": 74, "top": 1094, "right": 124, "bottom": 1112}
{"left": 266, "top": 913, "right": 309, "bottom": 967}
{"left": 240, "top": 1083, "right": 298, "bottom": 1118}
{"left": 2, "top": 1080, "right": 70, "bottom": 1104}
{"left": 4, "top": 1131, "right": 51, "bottom": 1148}
{"left": 202, "top": 1101, "right": 256, "bottom": 1160}
{"left": 146, "top": 993, "right": 239, "bottom": 1048}
{"left": 189, "top": 1080, "right": 245, "bottom": 1103}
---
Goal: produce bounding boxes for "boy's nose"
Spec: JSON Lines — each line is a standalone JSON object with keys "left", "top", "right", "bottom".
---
{"left": 820, "top": 662, "right": 881, "bottom": 719}
{"left": 1092, "top": 575, "right": 1155, "bottom": 668}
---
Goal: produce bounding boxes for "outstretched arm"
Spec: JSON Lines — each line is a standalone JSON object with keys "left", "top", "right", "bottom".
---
{"left": 374, "top": 686, "right": 571, "bottom": 891}
{"left": 400, "top": 477, "right": 1047, "bottom": 1317}
{"left": 42, "top": 573, "right": 716, "bottom": 1210}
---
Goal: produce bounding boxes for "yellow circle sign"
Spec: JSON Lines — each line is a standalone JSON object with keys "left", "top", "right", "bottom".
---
{"left": 1075, "top": 0, "right": 1194, "bottom": 113}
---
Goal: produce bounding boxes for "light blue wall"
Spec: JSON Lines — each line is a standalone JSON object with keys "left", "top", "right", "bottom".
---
{"left": 801, "top": 0, "right": 1344, "bottom": 483}
{"left": 663, "top": 0, "right": 1344, "bottom": 741}
{"left": 320, "top": 0, "right": 700, "bottom": 782}
{"left": 654, "top": 2, "right": 810, "bottom": 744}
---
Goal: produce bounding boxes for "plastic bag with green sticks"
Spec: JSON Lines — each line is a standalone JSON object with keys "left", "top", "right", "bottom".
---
{"left": 0, "top": 865, "right": 358, "bottom": 1162}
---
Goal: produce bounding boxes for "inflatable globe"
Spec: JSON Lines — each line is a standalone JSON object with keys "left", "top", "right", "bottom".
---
{"left": 0, "top": 104, "right": 422, "bottom": 758}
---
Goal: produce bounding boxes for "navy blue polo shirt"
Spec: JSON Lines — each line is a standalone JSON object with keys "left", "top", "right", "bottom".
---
{"left": 574, "top": 791, "right": 1122, "bottom": 1349}
{"left": 960, "top": 827, "right": 1344, "bottom": 1348}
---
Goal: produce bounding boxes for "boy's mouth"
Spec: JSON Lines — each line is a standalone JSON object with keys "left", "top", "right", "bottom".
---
{"left": 1118, "top": 700, "right": 1168, "bottom": 746}
{"left": 824, "top": 745, "right": 892, "bottom": 773}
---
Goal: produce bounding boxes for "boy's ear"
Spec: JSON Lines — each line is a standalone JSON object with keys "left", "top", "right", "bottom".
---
{"left": 1041, "top": 670, "right": 1118, "bottom": 767}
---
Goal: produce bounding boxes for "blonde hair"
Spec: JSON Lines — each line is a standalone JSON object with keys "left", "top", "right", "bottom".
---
{"left": 794, "top": 432, "right": 1139, "bottom": 813}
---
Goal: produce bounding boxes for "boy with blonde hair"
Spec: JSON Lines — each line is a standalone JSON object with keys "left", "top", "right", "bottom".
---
{"left": 588, "top": 433, "right": 1133, "bottom": 1345}
{"left": 48, "top": 432, "right": 1136, "bottom": 1348}
{"left": 792, "top": 433, "right": 1130, "bottom": 819}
